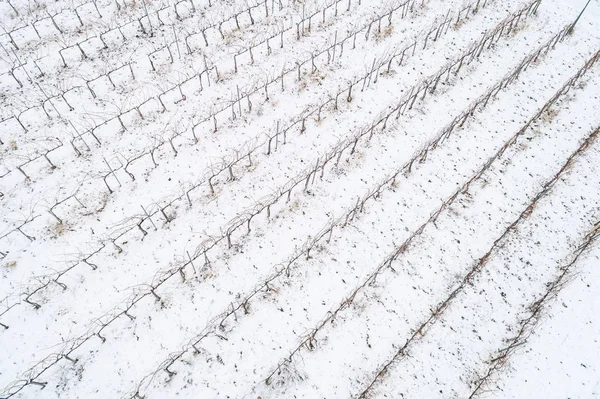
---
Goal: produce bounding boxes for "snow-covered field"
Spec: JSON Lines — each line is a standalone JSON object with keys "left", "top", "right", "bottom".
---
{"left": 1, "top": 0, "right": 599, "bottom": 398}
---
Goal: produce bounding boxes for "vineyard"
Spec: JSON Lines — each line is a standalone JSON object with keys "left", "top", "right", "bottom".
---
{"left": 0, "top": 0, "right": 599, "bottom": 397}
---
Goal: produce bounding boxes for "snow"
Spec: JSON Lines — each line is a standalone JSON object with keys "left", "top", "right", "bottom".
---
{"left": 493, "top": 245, "right": 600, "bottom": 399}
{"left": 1, "top": 0, "right": 599, "bottom": 398}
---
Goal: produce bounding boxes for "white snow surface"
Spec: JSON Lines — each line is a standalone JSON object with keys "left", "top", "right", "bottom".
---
{"left": 0, "top": 0, "right": 599, "bottom": 398}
